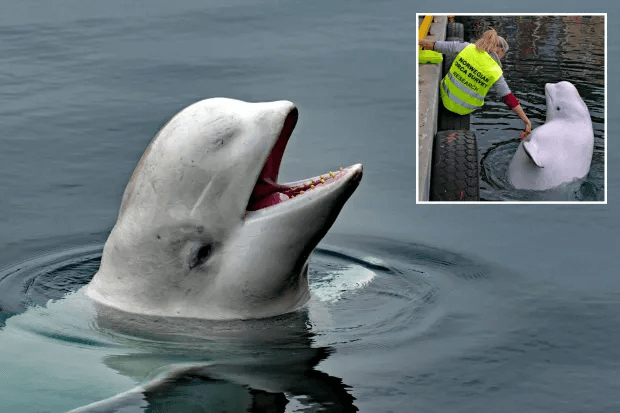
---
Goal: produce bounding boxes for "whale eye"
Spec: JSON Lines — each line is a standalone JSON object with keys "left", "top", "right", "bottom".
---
{"left": 556, "top": 106, "right": 561, "bottom": 111}
{"left": 188, "top": 243, "right": 212, "bottom": 269}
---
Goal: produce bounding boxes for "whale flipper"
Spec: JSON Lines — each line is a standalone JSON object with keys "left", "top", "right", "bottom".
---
{"left": 522, "top": 141, "right": 543, "bottom": 168}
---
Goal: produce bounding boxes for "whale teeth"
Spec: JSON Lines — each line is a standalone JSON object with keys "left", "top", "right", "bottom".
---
{"left": 285, "top": 167, "right": 347, "bottom": 195}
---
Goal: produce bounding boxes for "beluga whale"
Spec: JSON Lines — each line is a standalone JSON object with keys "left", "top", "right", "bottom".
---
{"left": 86, "top": 98, "right": 363, "bottom": 320}
{"left": 507, "top": 81, "right": 594, "bottom": 190}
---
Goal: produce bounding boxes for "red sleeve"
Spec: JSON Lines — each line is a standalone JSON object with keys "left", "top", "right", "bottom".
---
{"left": 503, "top": 92, "right": 520, "bottom": 109}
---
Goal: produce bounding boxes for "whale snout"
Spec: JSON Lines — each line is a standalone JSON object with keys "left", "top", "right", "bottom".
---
{"left": 274, "top": 100, "right": 296, "bottom": 112}
{"left": 255, "top": 100, "right": 297, "bottom": 120}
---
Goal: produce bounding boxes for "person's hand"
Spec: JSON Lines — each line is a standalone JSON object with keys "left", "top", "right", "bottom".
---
{"left": 520, "top": 120, "right": 532, "bottom": 141}
{"left": 418, "top": 39, "right": 435, "bottom": 50}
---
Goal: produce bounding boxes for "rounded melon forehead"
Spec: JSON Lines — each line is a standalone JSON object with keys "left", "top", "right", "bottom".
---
{"left": 546, "top": 81, "right": 589, "bottom": 117}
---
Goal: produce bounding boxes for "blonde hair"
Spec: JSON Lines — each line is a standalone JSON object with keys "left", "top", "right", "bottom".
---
{"left": 474, "top": 28, "right": 509, "bottom": 54}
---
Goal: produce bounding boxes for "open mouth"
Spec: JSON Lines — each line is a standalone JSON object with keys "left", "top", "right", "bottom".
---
{"left": 246, "top": 107, "right": 362, "bottom": 212}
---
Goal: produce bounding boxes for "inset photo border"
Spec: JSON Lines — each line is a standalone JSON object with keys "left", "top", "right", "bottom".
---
{"left": 416, "top": 13, "right": 606, "bottom": 204}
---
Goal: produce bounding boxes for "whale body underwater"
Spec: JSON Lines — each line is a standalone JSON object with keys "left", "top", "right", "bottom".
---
{"left": 86, "top": 98, "right": 363, "bottom": 320}
{"left": 507, "top": 81, "right": 594, "bottom": 191}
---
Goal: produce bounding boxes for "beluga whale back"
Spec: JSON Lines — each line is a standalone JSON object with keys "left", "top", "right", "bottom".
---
{"left": 507, "top": 81, "right": 594, "bottom": 190}
{"left": 87, "top": 98, "right": 363, "bottom": 320}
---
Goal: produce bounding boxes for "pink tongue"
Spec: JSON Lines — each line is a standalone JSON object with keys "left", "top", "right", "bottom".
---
{"left": 250, "top": 192, "right": 289, "bottom": 210}
{"left": 248, "top": 178, "right": 290, "bottom": 211}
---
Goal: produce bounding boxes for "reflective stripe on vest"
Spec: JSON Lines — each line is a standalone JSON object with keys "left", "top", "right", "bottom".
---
{"left": 440, "top": 44, "right": 503, "bottom": 115}
{"left": 447, "top": 72, "right": 484, "bottom": 101}
{"left": 441, "top": 81, "right": 479, "bottom": 111}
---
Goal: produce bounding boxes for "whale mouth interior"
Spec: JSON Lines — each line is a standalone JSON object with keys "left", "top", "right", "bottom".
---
{"left": 246, "top": 107, "right": 360, "bottom": 212}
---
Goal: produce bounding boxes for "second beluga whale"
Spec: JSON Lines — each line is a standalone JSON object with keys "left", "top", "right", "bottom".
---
{"left": 507, "top": 81, "right": 594, "bottom": 190}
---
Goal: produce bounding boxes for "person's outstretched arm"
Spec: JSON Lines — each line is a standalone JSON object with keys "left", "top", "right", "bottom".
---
{"left": 499, "top": 86, "right": 531, "bottom": 140}
{"left": 513, "top": 105, "right": 532, "bottom": 140}
{"left": 419, "top": 40, "right": 469, "bottom": 54}
{"left": 418, "top": 39, "right": 435, "bottom": 50}
{"left": 507, "top": 98, "right": 532, "bottom": 140}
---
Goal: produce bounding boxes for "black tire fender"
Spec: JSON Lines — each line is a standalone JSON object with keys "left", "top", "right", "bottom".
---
{"left": 430, "top": 130, "right": 480, "bottom": 201}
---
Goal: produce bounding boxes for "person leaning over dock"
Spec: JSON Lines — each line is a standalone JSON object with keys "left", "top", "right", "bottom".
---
{"left": 419, "top": 29, "right": 532, "bottom": 140}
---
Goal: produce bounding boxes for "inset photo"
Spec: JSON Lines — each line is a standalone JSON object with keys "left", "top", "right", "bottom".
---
{"left": 417, "top": 14, "right": 606, "bottom": 203}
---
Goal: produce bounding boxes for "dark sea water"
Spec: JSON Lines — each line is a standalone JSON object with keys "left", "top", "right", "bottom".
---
{"left": 0, "top": 3, "right": 619, "bottom": 413}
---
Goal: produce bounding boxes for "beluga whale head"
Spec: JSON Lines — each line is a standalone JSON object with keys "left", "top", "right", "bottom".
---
{"left": 87, "top": 98, "right": 363, "bottom": 320}
{"left": 544, "top": 80, "right": 591, "bottom": 123}
{"left": 507, "top": 81, "right": 594, "bottom": 191}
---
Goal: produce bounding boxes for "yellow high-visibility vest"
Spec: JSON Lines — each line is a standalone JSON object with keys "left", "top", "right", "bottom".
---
{"left": 440, "top": 44, "right": 503, "bottom": 115}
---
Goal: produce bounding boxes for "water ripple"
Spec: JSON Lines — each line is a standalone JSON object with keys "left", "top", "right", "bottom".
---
{"left": 0, "top": 235, "right": 505, "bottom": 412}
